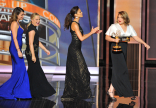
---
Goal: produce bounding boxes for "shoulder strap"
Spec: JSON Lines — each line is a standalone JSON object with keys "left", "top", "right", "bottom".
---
{"left": 17, "top": 22, "right": 20, "bottom": 26}
{"left": 72, "top": 21, "right": 79, "bottom": 24}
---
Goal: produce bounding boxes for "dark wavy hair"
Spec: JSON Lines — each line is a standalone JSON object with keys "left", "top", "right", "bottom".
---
{"left": 9, "top": 7, "right": 24, "bottom": 25}
{"left": 64, "top": 6, "right": 79, "bottom": 30}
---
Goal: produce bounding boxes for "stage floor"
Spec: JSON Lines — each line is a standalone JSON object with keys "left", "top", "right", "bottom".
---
{"left": 0, "top": 66, "right": 155, "bottom": 108}
{"left": 0, "top": 66, "right": 99, "bottom": 75}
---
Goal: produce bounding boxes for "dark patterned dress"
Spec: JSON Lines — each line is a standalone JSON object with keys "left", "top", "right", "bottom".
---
{"left": 61, "top": 21, "right": 92, "bottom": 100}
{"left": 62, "top": 99, "right": 93, "bottom": 108}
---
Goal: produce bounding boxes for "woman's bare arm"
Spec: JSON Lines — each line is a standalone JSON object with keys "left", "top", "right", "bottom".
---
{"left": 11, "top": 21, "right": 23, "bottom": 57}
{"left": 28, "top": 30, "right": 35, "bottom": 57}
{"left": 71, "top": 22, "right": 99, "bottom": 41}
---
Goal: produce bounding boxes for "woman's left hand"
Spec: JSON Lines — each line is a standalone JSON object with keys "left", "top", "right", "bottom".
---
{"left": 145, "top": 44, "right": 150, "bottom": 50}
{"left": 95, "top": 30, "right": 102, "bottom": 34}
{"left": 45, "top": 49, "right": 50, "bottom": 55}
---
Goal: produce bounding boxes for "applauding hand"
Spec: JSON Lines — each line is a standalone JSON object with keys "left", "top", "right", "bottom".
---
{"left": 91, "top": 26, "right": 102, "bottom": 34}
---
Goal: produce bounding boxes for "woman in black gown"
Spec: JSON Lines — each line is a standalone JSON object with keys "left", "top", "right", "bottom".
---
{"left": 61, "top": 6, "right": 102, "bottom": 100}
{"left": 25, "top": 13, "right": 56, "bottom": 98}
{"left": 105, "top": 11, "right": 150, "bottom": 101}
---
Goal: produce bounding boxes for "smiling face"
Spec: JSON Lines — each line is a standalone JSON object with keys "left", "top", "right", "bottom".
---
{"left": 31, "top": 15, "right": 40, "bottom": 26}
{"left": 17, "top": 11, "right": 24, "bottom": 20}
{"left": 75, "top": 8, "right": 83, "bottom": 18}
{"left": 117, "top": 14, "right": 125, "bottom": 25}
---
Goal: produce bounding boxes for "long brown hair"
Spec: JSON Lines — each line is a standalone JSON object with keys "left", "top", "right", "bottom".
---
{"left": 9, "top": 7, "right": 24, "bottom": 25}
{"left": 27, "top": 13, "right": 40, "bottom": 28}
{"left": 64, "top": 6, "right": 79, "bottom": 30}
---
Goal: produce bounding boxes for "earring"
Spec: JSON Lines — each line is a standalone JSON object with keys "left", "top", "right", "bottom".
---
{"left": 75, "top": 16, "right": 78, "bottom": 19}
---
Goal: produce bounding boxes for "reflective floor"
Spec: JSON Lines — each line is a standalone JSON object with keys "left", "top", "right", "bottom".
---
{"left": 99, "top": 66, "right": 156, "bottom": 108}
{"left": 0, "top": 66, "right": 156, "bottom": 108}
{"left": 0, "top": 72, "right": 98, "bottom": 108}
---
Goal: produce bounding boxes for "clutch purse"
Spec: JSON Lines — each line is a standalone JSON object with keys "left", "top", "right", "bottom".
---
{"left": 111, "top": 36, "right": 131, "bottom": 42}
{"left": 119, "top": 36, "right": 131, "bottom": 42}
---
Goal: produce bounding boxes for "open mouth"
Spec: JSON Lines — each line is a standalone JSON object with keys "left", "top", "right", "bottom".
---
{"left": 36, "top": 22, "right": 40, "bottom": 25}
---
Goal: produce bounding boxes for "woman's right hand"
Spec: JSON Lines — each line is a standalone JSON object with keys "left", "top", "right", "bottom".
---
{"left": 115, "top": 38, "right": 120, "bottom": 43}
{"left": 18, "top": 51, "right": 23, "bottom": 58}
{"left": 91, "top": 26, "right": 99, "bottom": 34}
{"left": 32, "top": 55, "right": 36, "bottom": 63}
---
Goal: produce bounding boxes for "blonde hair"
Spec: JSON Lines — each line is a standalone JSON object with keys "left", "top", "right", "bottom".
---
{"left": 27, "top": 13, "right": 40, "bottom": 28}
{"left": 10, "top": 7, "right": 24, "bottom": 26}
{"left": 117, "top": 11, "right": 130, "bottom": 25}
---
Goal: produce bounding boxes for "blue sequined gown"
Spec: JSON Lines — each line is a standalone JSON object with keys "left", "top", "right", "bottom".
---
{"left": 0, "top": 23, "right": 32, "bottom": 99}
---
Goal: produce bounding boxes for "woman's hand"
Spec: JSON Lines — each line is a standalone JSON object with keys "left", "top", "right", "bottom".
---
{"left": 91, "top": 26, "right": 99, "bottom": 34}
{"left": 32, "top": 55, "right": 36, "bottom": 63}
{"left": 45, "top": 49, "right": 50, "bottom": 55}
{"left": 132, "top": 36, "right": 150, "bottom": 50}
{"left": 115, "top": 38, "right": 120, "bottom": 43}
{"left": 95, "top": 30, "right": 103, "bottom": 34}
{"left": 18, "top": 50, "right": 23, "bottom": 58}
{"left": 144, "top": 43, "right": 150, "bottom": 50}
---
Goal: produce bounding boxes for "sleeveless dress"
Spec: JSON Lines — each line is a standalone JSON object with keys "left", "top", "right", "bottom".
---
{"left": 25, "top": 24, "right": 56, "bottom": 98}
{"left": 61, "top": 21, "right": 92, "bottom": 99}
{"left": 0, "top": 23, "right": 32, "bottom": 99}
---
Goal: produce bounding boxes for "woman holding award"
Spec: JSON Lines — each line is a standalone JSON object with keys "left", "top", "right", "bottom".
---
{"left": 105, "top": 11, "right": 150, "bottom": 101}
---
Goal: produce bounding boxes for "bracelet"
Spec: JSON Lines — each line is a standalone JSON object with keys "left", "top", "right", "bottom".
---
{"left": 17, "top": 51, "right": 21, "bottom": 53}
{"left": 17, "top": 48, "right": 20, "bottom": 51}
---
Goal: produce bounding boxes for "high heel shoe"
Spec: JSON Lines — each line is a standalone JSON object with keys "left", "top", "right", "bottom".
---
{"left": 16, "top": 98, "right": 21, "bottom": 101}
{"left": 107, "top": 101, "right": 115, "bottom": 108}
{"left": 107, "top": 91, "right": 117, "bottom": 102}
{"left": 131, "top": 96, "right": 136, "bottom": 100}
{"left": 129, "top": 101, "right": 136, "bottom": 106}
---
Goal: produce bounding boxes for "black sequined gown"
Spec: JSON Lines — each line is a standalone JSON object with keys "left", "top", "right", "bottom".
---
{"left": 62, "top": 99, "right": 92, "bottom": 108}
{"left": 61, "top": 21, "right": 92, "bottom": 99}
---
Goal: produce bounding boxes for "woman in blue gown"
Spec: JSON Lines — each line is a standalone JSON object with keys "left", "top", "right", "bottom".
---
{"left": 0, "top": 7, "right": 32, "bottom": 99}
